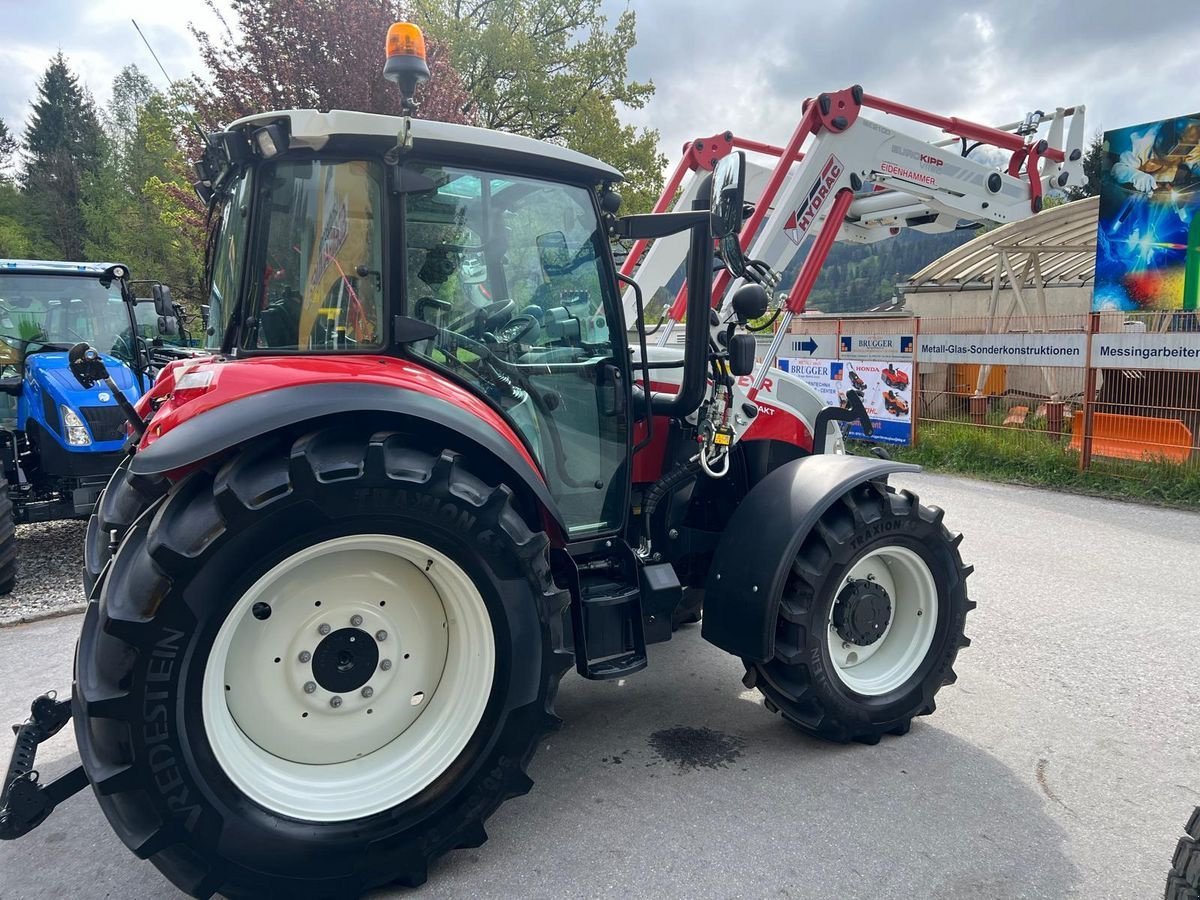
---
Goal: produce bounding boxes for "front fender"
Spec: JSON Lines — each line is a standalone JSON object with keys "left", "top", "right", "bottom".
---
{"left": 128, "top": 382, "right": 566, "bottom": 532}
{"left": 700, "top": 454, "right": 919, "bottom": 662}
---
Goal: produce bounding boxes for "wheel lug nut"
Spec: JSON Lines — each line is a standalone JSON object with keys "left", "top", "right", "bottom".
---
{"left": 298, "top": 650, "right": 311, "bottom": 663}
{"left": 318, "top": 623, "right": 331, "bottom": 636}
{"left": 303, "top": 681, "right": 317, "bottom": 694}
{"left": 375, "top": 630, "right": 387, "bottom": 642}
{"left": 380, "top": 659, "right": 392, "bottom": 671}
{"left": 361, "top": 686, "right": 374, "bottom": 698}
{"left": 350, "top": 614, "right": 363, "bottom": 627}
{"left": 330, "top": 696, "right": 343, "bottom": 709}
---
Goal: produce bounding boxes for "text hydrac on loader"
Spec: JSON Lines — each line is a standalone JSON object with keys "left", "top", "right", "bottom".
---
{"left": 0, "top": 21, "right": 1085, "bottom": 897}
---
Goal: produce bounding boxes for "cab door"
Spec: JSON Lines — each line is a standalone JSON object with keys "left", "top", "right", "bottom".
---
{"left": 403, "top": 165, "right": 630, "bottom": 540}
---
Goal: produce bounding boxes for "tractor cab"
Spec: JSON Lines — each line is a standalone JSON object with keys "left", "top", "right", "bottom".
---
{"left": 199, "top": 111, "right": 646, "bottom": 541}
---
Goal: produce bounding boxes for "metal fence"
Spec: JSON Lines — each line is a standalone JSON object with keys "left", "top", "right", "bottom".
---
{"left": 783, "top": 310, "right": 1200, "bottom": 484}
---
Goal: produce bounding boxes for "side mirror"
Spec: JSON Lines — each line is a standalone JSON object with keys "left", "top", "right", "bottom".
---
{"left": 537, "top": 231, "right": 572, "bottom": 277}
{"left": 158, "top": 315, "right": 178, "bottom": 337}
{"left": 728, "top": 333, "right": 756, "bottom": 377}
{"left": 151, "top": 283, "right": 175, "bottom": 318}
{"left": 68, "top": 342, "right": 109, "bottom": 389}
{"left": 710, "top": 151, "right": 748, "bottom": 277}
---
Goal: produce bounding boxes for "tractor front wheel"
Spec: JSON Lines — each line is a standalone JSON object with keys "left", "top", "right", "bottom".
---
{"left": 73, "top": 428, "right": 570, "bottom": 897}
{"left": 745, "top": 480, "right": 973, "bottom": 744}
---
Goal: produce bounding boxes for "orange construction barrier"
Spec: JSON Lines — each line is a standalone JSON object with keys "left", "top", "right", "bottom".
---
{"left": 1069, "top": 411, "right": 1193, "bottom": 463}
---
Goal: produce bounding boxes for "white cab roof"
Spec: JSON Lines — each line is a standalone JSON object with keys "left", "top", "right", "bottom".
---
{"left": 228, "top": 109, "right": 623, "bottom": 183}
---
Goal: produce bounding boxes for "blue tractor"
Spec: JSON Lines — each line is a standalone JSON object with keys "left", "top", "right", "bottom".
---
{"left": 0, "top": 260, "right": 175, "bottom": 593}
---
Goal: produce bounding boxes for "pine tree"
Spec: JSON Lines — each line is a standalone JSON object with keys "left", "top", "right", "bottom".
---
{"left": 21, "top": 53, "right": 105, "bottom": 259}
{"left": 0, "top": 118, "right": 16, "bottom": 180}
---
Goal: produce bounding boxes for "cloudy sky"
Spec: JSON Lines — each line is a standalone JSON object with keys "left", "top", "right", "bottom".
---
{"left": 3, "top": 0, "right": 1199, "bottom": 165}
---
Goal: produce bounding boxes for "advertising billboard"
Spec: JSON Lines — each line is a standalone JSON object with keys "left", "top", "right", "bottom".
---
{"left": 777, "top": 358, "right": 913, "bottom": 445}
{"left": 1093, "top": 113, "right": 1200, "bottom": 312}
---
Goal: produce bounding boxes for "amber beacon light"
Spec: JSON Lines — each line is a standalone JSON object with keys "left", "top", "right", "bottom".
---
{"left": 384, "top": 22, "right": 431, "bottom": 113}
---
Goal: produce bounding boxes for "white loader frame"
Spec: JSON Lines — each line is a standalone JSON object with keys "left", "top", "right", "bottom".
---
{"left": 621, "top": 86, "right": 1085, "bottom": 401}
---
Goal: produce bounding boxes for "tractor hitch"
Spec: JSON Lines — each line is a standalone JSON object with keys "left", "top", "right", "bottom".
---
{"left": 0, "top": 692, "right": 87, "bottom": 841}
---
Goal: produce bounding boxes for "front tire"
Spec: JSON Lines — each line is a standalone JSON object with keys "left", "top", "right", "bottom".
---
{"left": 744, "top": 480, "right": 973, "bottom": 744}
{"left": 74, "top": 428, "right": 571, "bottom": 897}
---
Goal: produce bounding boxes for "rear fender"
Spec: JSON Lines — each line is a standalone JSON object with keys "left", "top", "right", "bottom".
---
{"left": 700, "top": 454, "right": 919, "bottom": 662}
{"left": 127, "top": 382, "right": 566, "bottom": 532}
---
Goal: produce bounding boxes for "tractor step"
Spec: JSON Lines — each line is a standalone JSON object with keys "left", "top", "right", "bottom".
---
{"left": 0, "top": 692, "right": 87, "bottom": 841}
{"left": 559, "top": 539, "right": 649, "bottom": 681}
{"left": 574, "top": 581, "right": 648, "bottom": 679}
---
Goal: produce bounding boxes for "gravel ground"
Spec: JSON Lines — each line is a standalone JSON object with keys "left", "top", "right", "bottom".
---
{"left": 0, "top": 519, "right": 87, "bottom": 626}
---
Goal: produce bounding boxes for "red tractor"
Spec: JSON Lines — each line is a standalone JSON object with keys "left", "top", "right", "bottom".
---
{"left": 0, "top": 24, "right": 974, "bottom": 897}
{"left": 882, "top": 364, "right": 909, "bottom": 391}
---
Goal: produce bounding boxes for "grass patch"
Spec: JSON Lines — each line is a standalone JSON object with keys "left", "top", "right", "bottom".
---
{"left": 852, "top": 420, "right": 1200, "bottom": 508}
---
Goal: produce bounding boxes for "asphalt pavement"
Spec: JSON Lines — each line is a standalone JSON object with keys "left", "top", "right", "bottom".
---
{"left": 0, "top": 472, "right": 1197, "bottom": 899}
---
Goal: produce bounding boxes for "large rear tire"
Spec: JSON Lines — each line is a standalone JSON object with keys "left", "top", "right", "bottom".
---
{"left": 74, "top": 428, "right": 571, "bottom": 898}
{"left": 82, "top": 457, "right": 164, "bottom": 598}
{"left": 0, "top": 473, "right": 15, "bottom": 595}
{"left": 744, "top": 480, "right": 973, "bottom": 744}
{"left": 1168, "top": 807, "right": 1200, "bottom": 899}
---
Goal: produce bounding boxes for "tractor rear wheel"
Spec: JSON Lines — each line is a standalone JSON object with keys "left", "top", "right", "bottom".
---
{"left": 744, "top": 480, "right": 973, "bottom": 744}
{"left": 1167, "top": 806, "right": 1200, "bottom": 899}
{"left": 73, "top": 428, "right": 570, "bottom": 898}
{"left": 0, "top": 473, "right": 15, "bottom": 595}
{"left": 82, "top": 457, "right": 164, "bottom": 597}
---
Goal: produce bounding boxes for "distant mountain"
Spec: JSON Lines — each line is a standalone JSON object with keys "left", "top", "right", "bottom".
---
{"left": 784, "top": 227, "right": 981, "bottom": 313}
{"left": 625, "top": 222, "right": 980, "bottom": 318}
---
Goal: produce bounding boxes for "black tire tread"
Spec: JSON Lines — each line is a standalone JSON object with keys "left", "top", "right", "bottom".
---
{"left": 0, "top": 474, "right": 16, "bottom": 595}
{"left": 1168, "top": 807, "right": 1200, "bottom": 900}
{"left": 751, "top": 480, "right": 973, "bottom": 745}
{"left": 75, "top": 428, "right": 570, "bottom": 898}
{"left": 82, "top": 457, "right": 165, "bottom": 597}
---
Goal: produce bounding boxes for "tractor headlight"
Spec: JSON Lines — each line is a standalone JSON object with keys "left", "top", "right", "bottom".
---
{"left": 61, "top": 406, "right": 91, "bottom": 446}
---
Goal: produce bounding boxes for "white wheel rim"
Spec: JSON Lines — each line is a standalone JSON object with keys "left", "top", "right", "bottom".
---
{"left": 826, "top": 545, "right": 937, "bottom": 696}
{"left": 201, "top": 534, "right": 495, "bottom": 822}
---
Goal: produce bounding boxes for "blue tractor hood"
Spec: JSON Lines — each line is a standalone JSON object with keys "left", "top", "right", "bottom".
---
{"left": 21, "top": 351, "right": 144, "bottom": 451}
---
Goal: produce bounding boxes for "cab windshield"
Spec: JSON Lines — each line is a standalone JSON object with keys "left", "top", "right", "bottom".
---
{"left": 0, "top": 274, "right": 139, "bottom": 367}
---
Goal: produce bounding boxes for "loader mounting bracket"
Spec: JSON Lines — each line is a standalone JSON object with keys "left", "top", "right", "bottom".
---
{"left": 0, "top": 693, "right": 87, "bottom": 841}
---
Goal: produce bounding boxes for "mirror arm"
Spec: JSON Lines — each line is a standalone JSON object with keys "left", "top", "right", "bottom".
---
{"left": 612, "top": 210, "right": 709, "bottom": 240}
{"left": 618, "top": 272, "right": 655, "bottom": 455}
{"left": 649, "top": 184, "right": 713, "bottom": 418}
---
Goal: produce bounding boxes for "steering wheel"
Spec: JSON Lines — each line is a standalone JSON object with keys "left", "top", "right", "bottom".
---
{"left": 447, "top": 298, "right": 515, "bottom": 337}
{"left": 488, "top": 314, "right": 540, "bottom": 345}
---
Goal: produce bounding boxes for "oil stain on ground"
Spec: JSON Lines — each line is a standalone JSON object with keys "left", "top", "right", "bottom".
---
{"left": 648, "top": 726, "right": 746, "bottom": 772}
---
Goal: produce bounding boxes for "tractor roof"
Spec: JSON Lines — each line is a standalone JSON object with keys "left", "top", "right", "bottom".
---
{"left": 0, "top": 260, "right": 128, "bottom": 276}
{"left": 228, "top": 109, "right": 624, "bottom": 185}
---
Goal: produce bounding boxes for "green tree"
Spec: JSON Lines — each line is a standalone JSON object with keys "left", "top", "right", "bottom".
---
{"left": 414, "top": 0, "right": 664, "bottom": 211}
{"left": 0, "top": 118, "right": 16, "bottom": 181}
{"left": 1066, "top": 130, "right": 1104, "bottom": 201}
{"left": 82, "top": 68, "right": 204, "bottom": 302}
{"left": 21, "top": 53, "right": 105, "bottom": 258}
